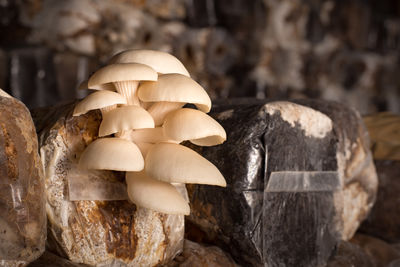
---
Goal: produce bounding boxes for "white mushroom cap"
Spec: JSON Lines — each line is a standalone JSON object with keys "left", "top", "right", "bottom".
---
{"left": 73, "top": 90, "right": 127, "bottom": 116}
{"left": 99, "top": 106, "right": 155, "bottom": 137}
{"left": 126, "top": 171, "right": 190, "bottom": 215}
{"left": 135, "top": 142, "right": 153, "bottom": 158}
{"left": 88, "top": 63, "right": 157, "bottom": 88}
{"left": 79, "top": 138, "right": 144, "bottom": 171}
{"left": 163, "top": 108, "right": 226, "bottom": 146}
{"left": 145, "top": 143, "right": 226, "bottom": 186}
{"left": 138, "top": 74, "right": 212, "bottom": 113}
{"left": 78, "top": 79, "right": 115, "bottom": 91}
{"left": 108, "top": 49, "right": 190, "bottom": 77}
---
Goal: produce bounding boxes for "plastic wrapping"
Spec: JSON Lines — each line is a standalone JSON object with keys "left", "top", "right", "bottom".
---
{"left": 0, "top": 91, "right": 46, "bottom": 266}
{"left": 32, "top": 103, "right": 185, "bottom": 266}
{"left": 186, "top": 98, "right": 378, "bottom": 266}
{"left": 264, "top": 171, "right": 341, "bottom": 267}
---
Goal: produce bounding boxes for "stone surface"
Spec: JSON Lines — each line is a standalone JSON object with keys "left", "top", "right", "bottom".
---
{"left": 360, "top": 160, "right": 400, "bottom": 243}
{"left": 32, "top": 103, "right": 185, "bottom": 266}
{"left": 0, "top": 90, "right": 46, "bottom": 266}
{"left": 167, "top": 240, "right": 238, "bottom": 267}
{"left": 186, "top": 98, "right": 377, "bottom": 266}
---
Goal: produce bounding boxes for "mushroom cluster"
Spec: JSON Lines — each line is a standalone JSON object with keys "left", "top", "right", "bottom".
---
{"left": 73, "top": 49, "right": 226, "bottom": 215}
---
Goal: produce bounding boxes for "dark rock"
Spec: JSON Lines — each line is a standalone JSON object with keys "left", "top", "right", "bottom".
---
{"left": 28, "top": 251, "right": 90, "bottom": 267}
{"left": 350, "top": 233, "right": 400, "bottom": 267}
{"left": 326, "top": 241, "right": 374, "bottom": 267}
{"left": 186, "top": 98, "right": 377, "bottom": 266}
{"left": 32, "top": 103, "right": 185, "bottom": 266}
{"left": 360, "top": 160, "right": 400, "bottom": 243}
{"left": 0, "top": 90, "right": 46, "bottom": 266}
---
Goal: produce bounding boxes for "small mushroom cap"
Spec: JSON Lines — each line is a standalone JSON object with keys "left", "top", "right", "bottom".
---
{"left": 78, "top": 79, "right": 116, "bottom": 91}
{"left": 126, "top": 171, "right": 190, "bottom": 215}
{"left": 163, "top": 108, "right": 226, "bottom": 146}
{"left": 73, "top": 90, "right": 127, "bottom": 116}
{"left": 88, "top": 63, "right": 157, "bottom": 88}
{"left": 145, "top": 143, "right": 226, "bottom": 186}
{"left": 79, "top": 138, "right": 144, "bottom": 171}
{"left": 99, "top": 106, "right": 155, "bottom": 137}
{"left": 109, "top": 49, "right": 190, "bottom": 77}
{"left": 138, "top": 74, "right": 211, "bottom": 113}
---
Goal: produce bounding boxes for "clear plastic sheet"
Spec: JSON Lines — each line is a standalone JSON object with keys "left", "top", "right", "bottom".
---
{"left": 263, "top": 171, "right": 340, "bottom": 267}
{"left": 0, "top": 93, "right": 46, "bottom": 266}
{"left": 68, "top": 167, "right": 128, "bottom": 201}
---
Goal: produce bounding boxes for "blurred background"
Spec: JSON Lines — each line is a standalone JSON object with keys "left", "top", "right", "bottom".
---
{"left": 1, "top": 0, "right": 399, "bottom": 114}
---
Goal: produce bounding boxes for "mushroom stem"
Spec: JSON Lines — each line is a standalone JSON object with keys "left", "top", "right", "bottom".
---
{"left": 113, "top": 81, "right": 140, "bottom": 106}
{"left": 147, "top": 102, "right": 184, "bottom": 126}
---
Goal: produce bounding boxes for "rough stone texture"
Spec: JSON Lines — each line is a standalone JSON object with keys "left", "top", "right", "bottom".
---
{"left": 185, "top": 98, "right": 377, "bottom": 266}
{"left": 326, "top": 241, "right": 374, "bottom": 267}
{"left": 349, "top": 233, "right": 400, "bottom": 267}
{"left": 0, "top": 90, "right": 46, "bottom": 266}
{"left": 167, "top": 240, "right": 239, "bottom": 267}
{"left": 32, "top": 103, "right": 185, "bottom": 266}
{"left": 360, "top": 160, "right": 400, "bottom": 243}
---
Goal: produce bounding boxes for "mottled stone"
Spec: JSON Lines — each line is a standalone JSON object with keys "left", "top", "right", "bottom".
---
{"left": 167, "top": 240, "right": 238, "bottom": 267}
{"left": 32, "top": 103, "right": 185, "bottom": 266}
{"left": 186, "top": 98, "right": 377, "bottom": 266}
{"left": 0, "top": 89, "right": 46, "bottom": 266}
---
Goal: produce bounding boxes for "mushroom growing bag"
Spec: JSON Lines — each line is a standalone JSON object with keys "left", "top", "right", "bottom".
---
{"left": 33, "top": 103, "right": 185, "bottom": 266}
{"left": 186, "top": 98, "right": 378, "bottom": 267}
{"left": 0, "top": 90, "right": 46, "bottom": 266}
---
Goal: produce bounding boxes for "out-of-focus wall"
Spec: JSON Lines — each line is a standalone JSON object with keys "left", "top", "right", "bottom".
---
{"left": 1, "top": 0, "right": 399, "bottom": 114}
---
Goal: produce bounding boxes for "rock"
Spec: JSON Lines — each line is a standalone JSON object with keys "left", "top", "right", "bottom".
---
{"left": 28, "top": 251, "right": 90, "bottom": 267}
{"left": 167, "top": 240, "right": 238, "bottom": 267}
{"left": 186, "top": 98, "right": 377, "bottom": 266}
{"left": 360, "top": 112, "right": 400, "bottom": 242}
{"left": 32, "top": 102, "right": 185, "bottom": 266}
{"left": 360, "top": 160, "right": 400, "bottom": 243}
{"left": 326, "top": 241, "right": 374, "bottom": 267}
{"left": 0, "top": 89, "right": 46, "bottom": 266}
{"left": 350, "top": 233, "right": 400, "bottom": 267}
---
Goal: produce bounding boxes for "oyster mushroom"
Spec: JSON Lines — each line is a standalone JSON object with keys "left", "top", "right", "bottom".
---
{"left": 126, "top": 171, "right": 190, "bottom": 215}
{"left": 109, "top": 49, "right": 190, "bottom": 77}
{"left": 163, "top": 108, "right": 226, "bottom": 146}
{"left": 139, "top": 73, "right": 212, "bottom": 126}
{"left": 73, "top": 90, "right": 127, "bottom": 116}
{"left": 79, "top": 137, "right": 144, "bottom": 171}
{"left": 88, "top": 63, "right": 157, "bottom": 105}
{"left": 145, "top": 143, "right": 226, "bottom": 187}
{"left": 99, "top": 105, "right": 154, "bottom": 137}
{"left": 139, "top": 74, "right": 211, "bottom": 113}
